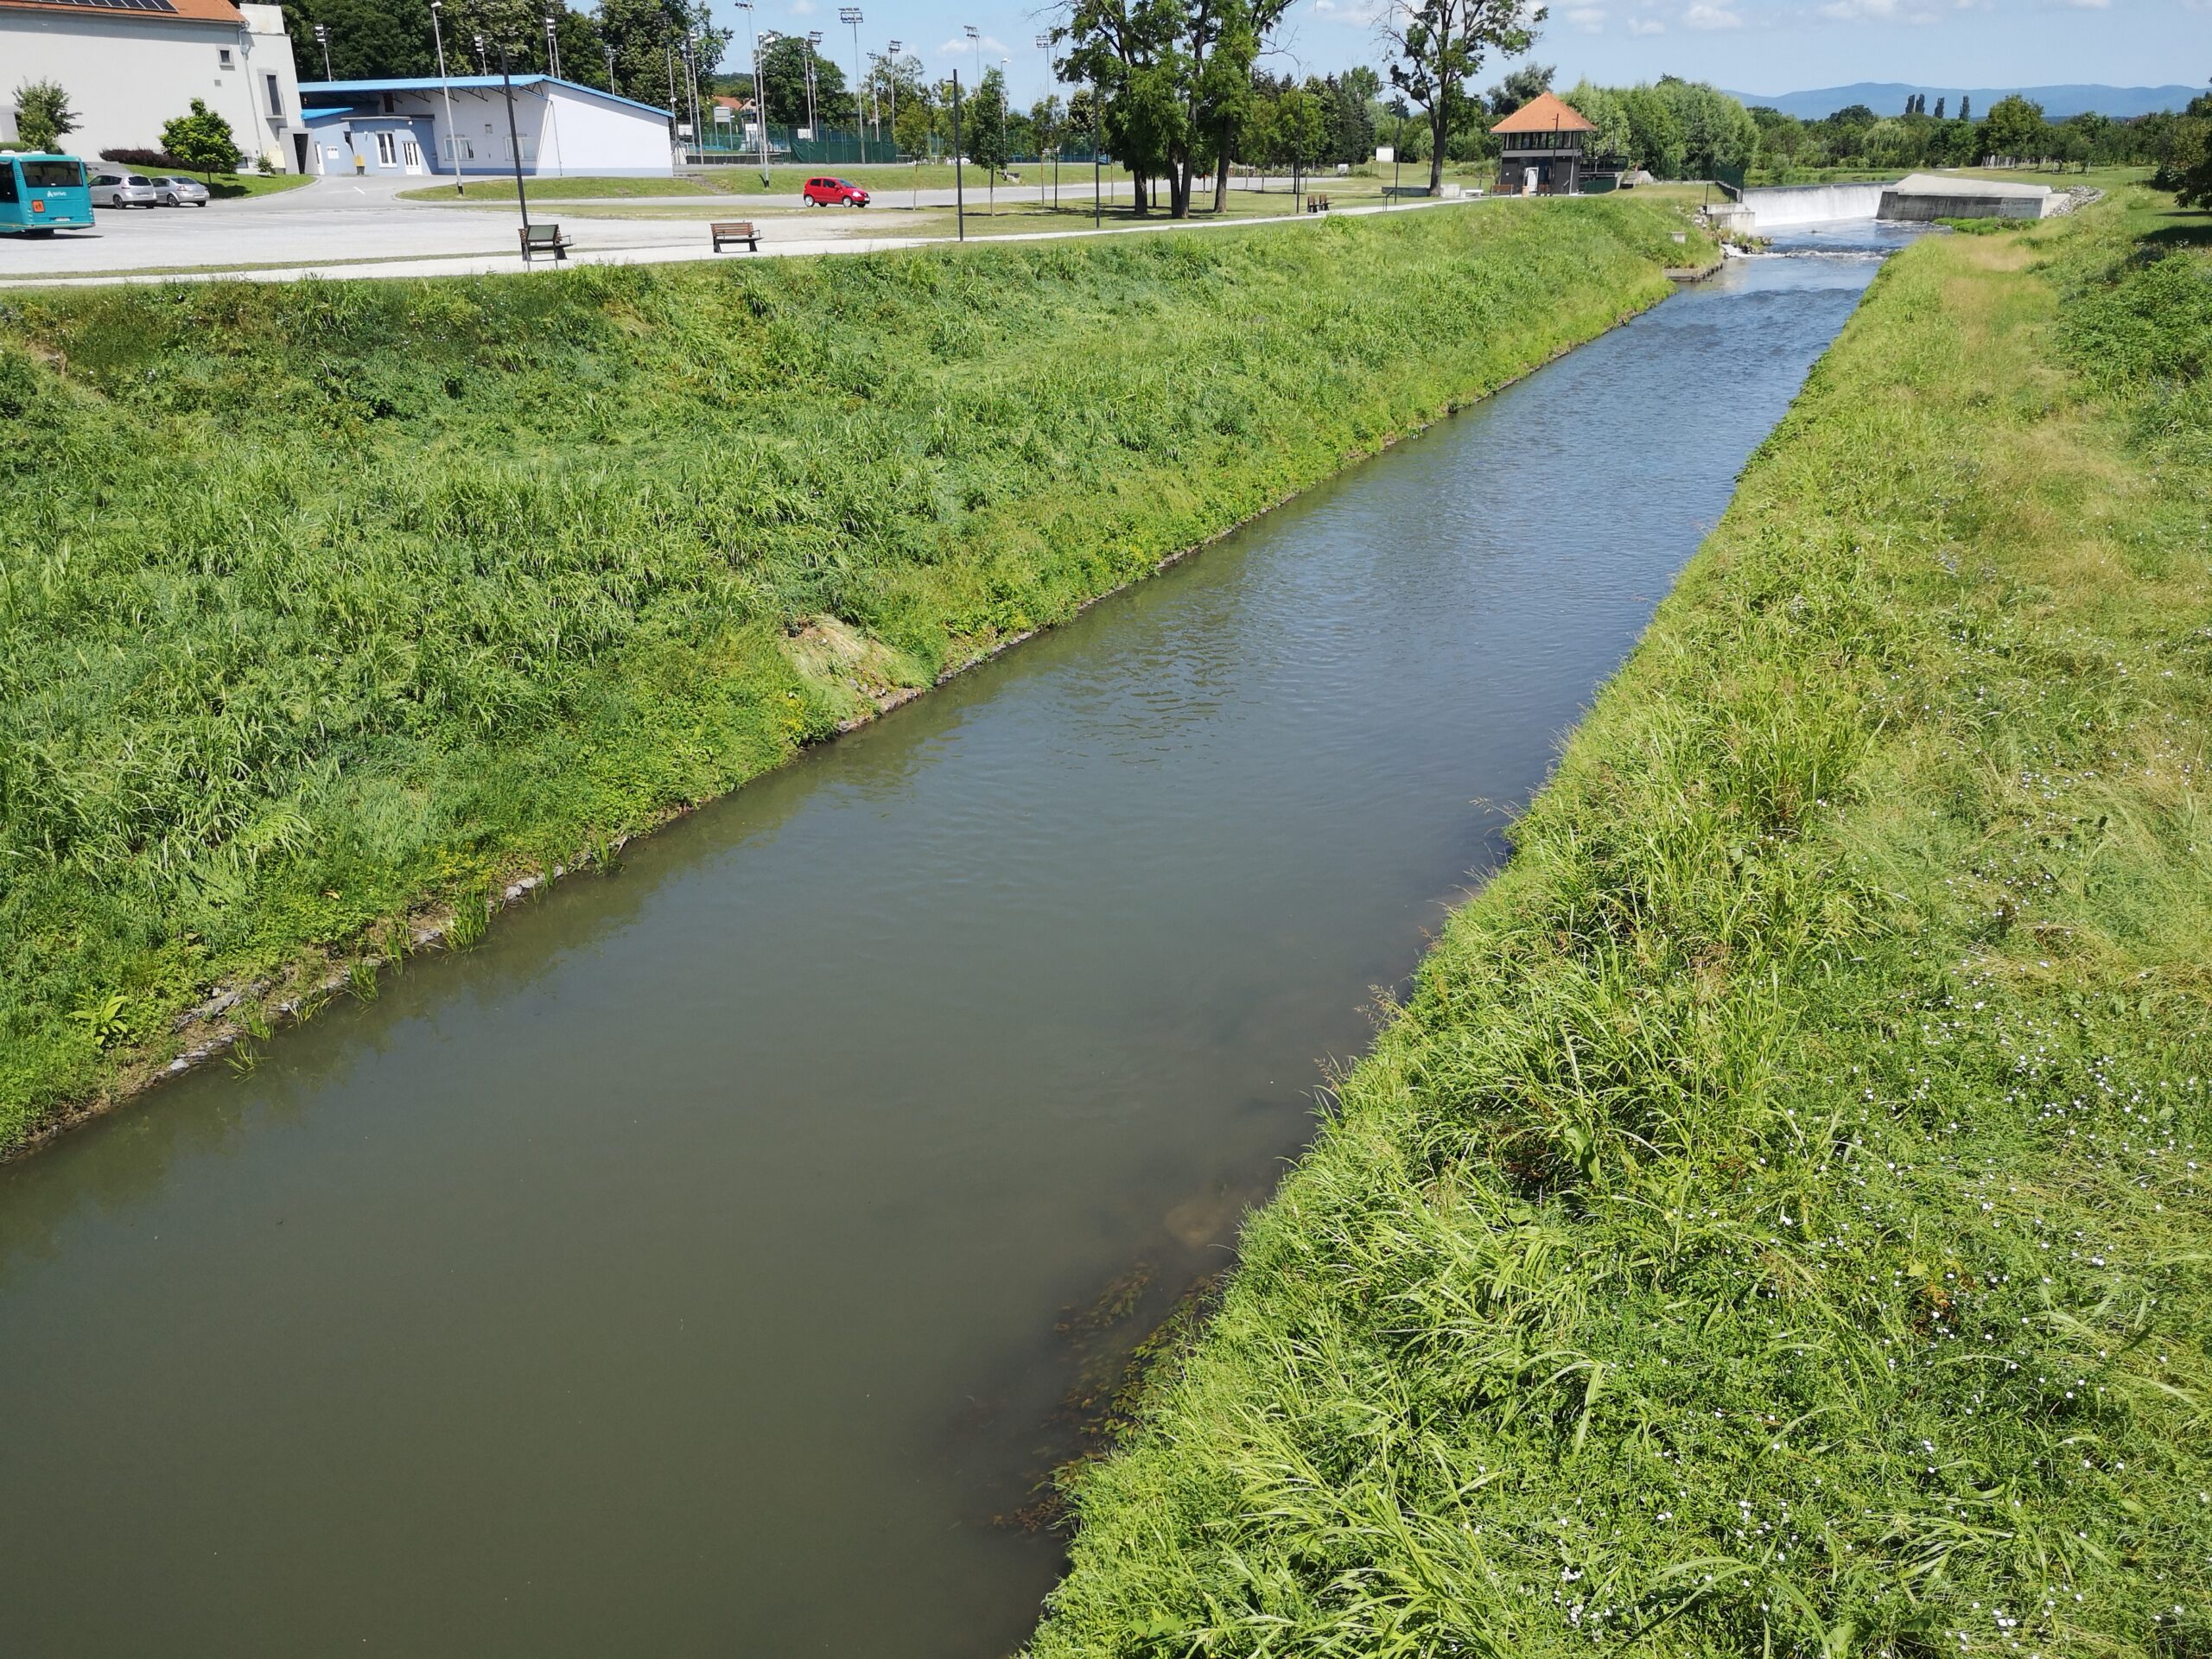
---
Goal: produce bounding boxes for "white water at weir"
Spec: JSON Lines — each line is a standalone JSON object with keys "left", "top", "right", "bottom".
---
{"left": 1741, "top": 181, "right": 1890, "bottom": 230}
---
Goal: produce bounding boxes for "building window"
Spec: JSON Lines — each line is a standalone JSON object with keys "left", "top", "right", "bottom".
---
{"left": 442, "top": 135, "right": 477, "bottom": 162}
{"left": 375, "top": 131, "right": 396, "bottom": 165}
{"left": 265, "top": 73, "right": 283, "bottom": 118}
{"left": 218, "top": 47, "right": 234, "bottom": 68}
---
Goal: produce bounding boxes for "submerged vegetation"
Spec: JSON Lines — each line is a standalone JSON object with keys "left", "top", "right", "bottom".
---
{"left": 1028, "top": 194, "right": 2212, "bottom": 1654}
{"left": 0, "top": 199, "right": 1700, "bottom": 1149}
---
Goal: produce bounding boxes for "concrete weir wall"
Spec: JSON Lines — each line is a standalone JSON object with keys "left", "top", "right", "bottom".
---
{"left": 1740, "top": 182, "right": 1889, "bottom": 230}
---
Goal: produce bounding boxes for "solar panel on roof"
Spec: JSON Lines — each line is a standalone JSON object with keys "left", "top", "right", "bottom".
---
{"left": 23, "top": 0, "right": 182, "bottom": 12}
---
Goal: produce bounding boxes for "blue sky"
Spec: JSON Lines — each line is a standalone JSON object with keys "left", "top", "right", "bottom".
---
{"left": 706, "top": 0, "right": 2211, "bottom": 110}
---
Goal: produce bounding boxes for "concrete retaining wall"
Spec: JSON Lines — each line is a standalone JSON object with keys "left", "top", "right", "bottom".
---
{"left": 1878, "top": 190, "right": 2052, "bottom": 221}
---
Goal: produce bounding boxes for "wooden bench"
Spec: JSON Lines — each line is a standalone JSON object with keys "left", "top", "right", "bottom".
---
{"left": 711, "top": 220, "right": 760, "bottom": 253}
{"left": 1306, "top": 193, "right": 1331, "bottom": 214}
{"left": 518, "top": 223, "right": 571, "bottom": 263}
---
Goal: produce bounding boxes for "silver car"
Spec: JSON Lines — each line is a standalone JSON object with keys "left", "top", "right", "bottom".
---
{"left": 88, "top": 172, "right": 160, "bottom": 208}
{"left": 153, "top": 175, "right": 212, "bottom": 207}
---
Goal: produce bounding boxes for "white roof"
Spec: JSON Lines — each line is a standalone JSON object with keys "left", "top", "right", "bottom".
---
{"left": 1889, "top": 172, "right": 2051, "bottom": 200}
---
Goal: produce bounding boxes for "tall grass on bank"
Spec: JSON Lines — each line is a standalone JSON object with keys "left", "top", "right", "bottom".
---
{"left": 0, "top": 201, "right": 1698, "bottom": 1147}
{"left": 1028, "top": 195, "right": 2212, "bottom": 1656}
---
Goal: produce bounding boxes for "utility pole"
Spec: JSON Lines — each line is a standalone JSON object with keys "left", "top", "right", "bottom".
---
{"left": 840, "top": 9, "right": 865, "bottom": 163}
{"left": 429, "top": 0, "right": 461, "bottom": 193}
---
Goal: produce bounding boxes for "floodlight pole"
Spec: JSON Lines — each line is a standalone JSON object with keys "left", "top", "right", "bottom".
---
{"left": 734, "top": 0, "right": 767, "bottom": 183}
{"left": 429, "top": 0, "right": 461, "bottom": 194}
{"left": 886, "top": 39, "right": 900, "bottom": 156}
{"left": 951, "top": 69, "right": 964, "bottom": 241}
{"left": 802, "top": 33, "right": 819, "bottom": 137}
{"left": 840, "top": 9, "right": 865, "bottom": 162}
{"left": 314, "top": 22, "right": 332, "bottom": 79}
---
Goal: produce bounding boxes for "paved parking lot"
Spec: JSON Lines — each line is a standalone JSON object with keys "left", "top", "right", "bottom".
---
{"left": 0, "top": 175, "right": 849, "bottom": 283}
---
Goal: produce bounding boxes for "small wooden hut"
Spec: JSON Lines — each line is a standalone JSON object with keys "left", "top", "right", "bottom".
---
{"left": 1490, "top": 92, "right": 1598, "bottom": 196}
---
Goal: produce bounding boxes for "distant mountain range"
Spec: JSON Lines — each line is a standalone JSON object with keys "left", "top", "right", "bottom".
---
{"left": 1721, "top": 82, "right": 2202, "bottom": 120}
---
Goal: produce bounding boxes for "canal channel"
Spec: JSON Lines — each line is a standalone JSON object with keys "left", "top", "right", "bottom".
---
{"left": 0, "top": 229, "right": 1911, "bottom": 1656}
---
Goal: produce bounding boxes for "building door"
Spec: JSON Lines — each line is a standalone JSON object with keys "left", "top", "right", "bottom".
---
{"left": 293, "top": 133, "right": 308, "bottom": 175}
{"left": 402, "top": 137, "right": 423, "bottom": 174}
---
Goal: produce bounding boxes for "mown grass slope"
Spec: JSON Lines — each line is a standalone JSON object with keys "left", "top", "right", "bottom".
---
{"left": 1027, "top": 195, "right": 2212, "bottom": 1656}
{"left": 0, "top": 200, "right": 1696, "bottom": 1147}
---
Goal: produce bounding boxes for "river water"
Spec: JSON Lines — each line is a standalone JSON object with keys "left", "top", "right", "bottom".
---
{"left": 0, "top": 231, "right": 1909, "bottom": 1656}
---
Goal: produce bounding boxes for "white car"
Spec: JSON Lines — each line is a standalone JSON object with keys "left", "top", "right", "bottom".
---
{"left": 152, "top": 175, "right": 212, "bottom": 207}
{"left": 88, "top": 172, "right": 161, "bottom": 208}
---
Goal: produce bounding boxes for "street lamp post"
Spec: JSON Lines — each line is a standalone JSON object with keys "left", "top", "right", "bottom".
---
{"left": 313, "top": 22, "right": 332, "bottom": 79}
{"left": 839, "top": 9, "right": 865, "bottom": 163}
{"left": 429, "top": 0, "right": 461, "bottom": 194}
{"left": 498, "top": 42, "right": 531, "bottom": 244}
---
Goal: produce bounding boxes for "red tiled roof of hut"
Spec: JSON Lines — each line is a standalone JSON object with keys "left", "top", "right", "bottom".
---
{"left": 1489, "top": 92, "right": 1597, "bottom": 135}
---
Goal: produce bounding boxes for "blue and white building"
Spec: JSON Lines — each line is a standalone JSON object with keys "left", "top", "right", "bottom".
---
{"left": 296, "top": 75, "right": 675, "bottom": 179}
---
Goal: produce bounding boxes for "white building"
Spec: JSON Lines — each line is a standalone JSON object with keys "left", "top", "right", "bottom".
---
{"left": 296, "top": 76, "right": 675, "bottom": 180}
{"left": 0, "top": 0, "right": 308, "bottom": 171}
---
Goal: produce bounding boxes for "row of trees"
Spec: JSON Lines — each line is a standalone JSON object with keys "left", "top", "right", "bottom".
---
{"left": 276, "top": 0, "right": 724, "bottom": 109}
{"left": 1738, "top": 93, "right": 2183, "bottom": 175}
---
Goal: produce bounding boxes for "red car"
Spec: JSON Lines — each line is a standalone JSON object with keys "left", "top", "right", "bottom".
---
{"left": 801, "top": 175, "right": 870, "bottom": 207}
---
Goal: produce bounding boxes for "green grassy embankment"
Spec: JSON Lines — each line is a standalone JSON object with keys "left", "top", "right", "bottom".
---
{"left": 1027, "top": 192, "right": 2212, "bottom": 1656}
{"left": 0, "top": 199, "right": 1703, "bottom": 1150}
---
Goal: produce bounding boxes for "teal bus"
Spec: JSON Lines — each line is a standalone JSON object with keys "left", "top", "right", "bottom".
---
{"left": 0, "top": 154, "right": 94, "bottom": 235}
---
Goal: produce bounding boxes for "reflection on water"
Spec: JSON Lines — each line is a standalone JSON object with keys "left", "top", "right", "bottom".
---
{"left": 0, "top": 248, "right": 1891, "bottom": 1658}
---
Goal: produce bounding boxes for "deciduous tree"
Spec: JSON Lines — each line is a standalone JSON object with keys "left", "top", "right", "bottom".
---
{"left": 161, "top": 99, "right": 242, "bottom": 181}
{"left": 10, "top": 79, "right": 77, "bottom": 152}
{"left": 1386, "top": 0, "right": 1541, "bottom": 193}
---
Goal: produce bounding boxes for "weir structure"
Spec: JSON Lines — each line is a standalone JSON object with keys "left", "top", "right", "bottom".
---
{"left": 1732, "top": 173, "right": 2057, "bottom": 234}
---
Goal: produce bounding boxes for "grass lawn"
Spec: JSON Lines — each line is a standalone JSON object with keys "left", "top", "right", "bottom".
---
{"left": 1026, "top": 185, "right": 2212, "bottom": 1657}
{"left": 207, "top": 172, "right": 316, "bottom": 199}
{"left": 0, "top": 198, "right": 1706, "bottom": 1148}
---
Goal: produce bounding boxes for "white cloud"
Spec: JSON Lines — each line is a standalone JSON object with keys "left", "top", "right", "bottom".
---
{"left": 1682, "top": 2, "right": 1740, "bottom": 25}
{"left": 1819, "top": 0, "right": 1935, "bottom": 17}
{"left": 2059, "top": 0, "right": 2113, "bottom": 8}
{"left": 1627, "top": 15, "right": 1667, "bottom": 32}
{"left": 1567, "top": 4, "right": 1607, "bottom": 28}
{"left": 936, "top": 32, "right": 1011, "bottom": 55}
{"left": 787, "top": 0, "right": 815, "bottom": 13}
{"left": 1313, "top": 0, "right": 1395, "bottom": 22}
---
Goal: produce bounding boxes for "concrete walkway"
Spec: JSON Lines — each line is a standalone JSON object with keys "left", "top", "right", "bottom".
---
{"left": 0, "top": 182, "right": 1481, "bottom": 290}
